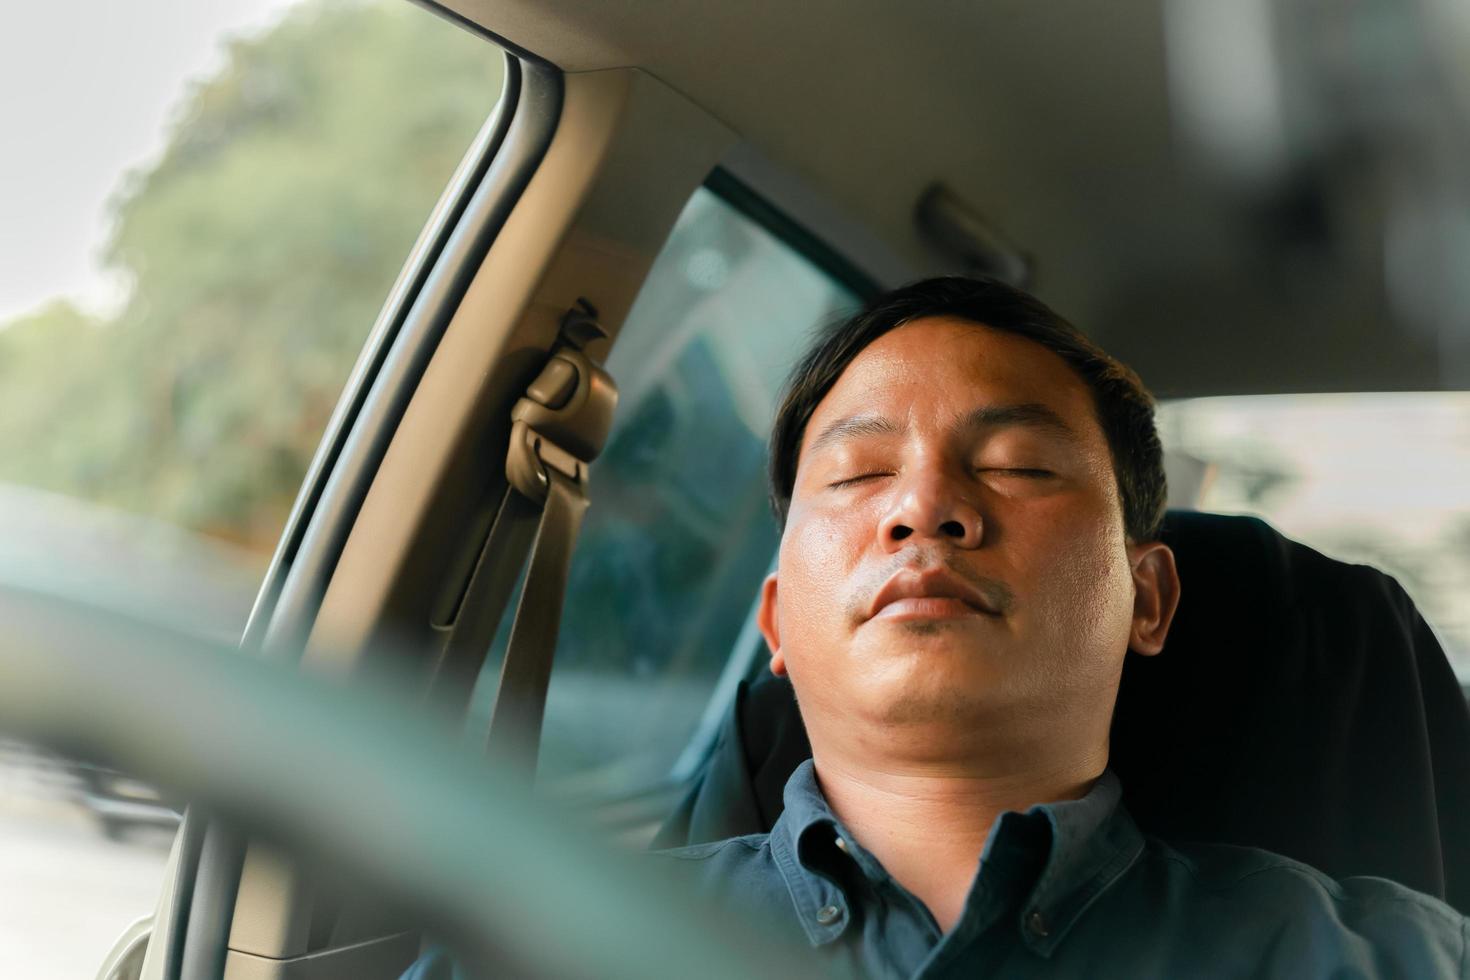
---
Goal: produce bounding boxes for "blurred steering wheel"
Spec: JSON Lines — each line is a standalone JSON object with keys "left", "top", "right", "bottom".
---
{"left": 0, "top": 584, "right": 794, "bottom": 980}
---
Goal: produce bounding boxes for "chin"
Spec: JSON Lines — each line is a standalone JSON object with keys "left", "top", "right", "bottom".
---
{"left": 870, "top": 689, "right": 990, "bottom": 729}
{"left": 889, "top": 618, "right": 969, "bottom": 638}
{"left": 855, "top": 649, "right": 1012, "bottom": 728}
{"left": 858, "top": 623, "right": 1010, "bottom": 670}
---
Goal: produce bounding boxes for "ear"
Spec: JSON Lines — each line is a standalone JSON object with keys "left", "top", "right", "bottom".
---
{"left": 756, "top": 572, "right": 787, "bottom": 676}
{"left": 1126, "top": 541, "right": 1180, "bottom": 656}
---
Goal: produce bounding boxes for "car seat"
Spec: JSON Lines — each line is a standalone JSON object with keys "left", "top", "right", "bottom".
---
{"left": 654, "top": 510, "right": 1470, "bottom": 914}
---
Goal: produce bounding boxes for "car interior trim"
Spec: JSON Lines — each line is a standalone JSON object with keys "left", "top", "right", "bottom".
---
{"left": 227, "top": 63, "right": 737, "bottom": 975}
{"left": 147, "top": 807, "right": 208, "bottom": 980}
{"left": 258, "top": 56, "right": 561, "bottom": 662}
{"left": 238, "top": 53, "right": 528, "bottom": 661}
{"left": 303, "top": 66, "right": 734, "bottom": 673}
{"left": 177, "top": 825, "right": 246, "bottom": 980}
{"left": 408, "top": 0, "right": 551, "bottom": 66}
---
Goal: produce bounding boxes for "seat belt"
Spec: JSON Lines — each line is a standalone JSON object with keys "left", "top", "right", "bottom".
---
{"left": 432, "top": 301, "right": 617, "bottom": 783}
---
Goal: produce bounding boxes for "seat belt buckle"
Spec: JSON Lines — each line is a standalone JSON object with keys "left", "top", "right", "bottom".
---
{"left": 505, "top": 301, "right": 618, "bottom": 503}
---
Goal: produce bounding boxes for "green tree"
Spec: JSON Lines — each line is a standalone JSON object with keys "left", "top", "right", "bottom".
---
{"left": 0, "top": 0, "right": 502, "bottom": 549}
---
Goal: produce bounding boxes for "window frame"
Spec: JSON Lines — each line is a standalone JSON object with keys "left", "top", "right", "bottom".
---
{"left": 703, "top": 167, "right": 882, "bottom": 303}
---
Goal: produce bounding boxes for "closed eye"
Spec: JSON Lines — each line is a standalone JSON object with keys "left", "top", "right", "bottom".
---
{"left": 828, "top": 472, "right": 893, "bottom": 489}
{"left": 979, "top": 468, "right": 1054, "bottom": 479}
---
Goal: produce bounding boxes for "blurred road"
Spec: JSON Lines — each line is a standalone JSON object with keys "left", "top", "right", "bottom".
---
{"left": 0, "top": 742, "right": 173, "bottom": 979}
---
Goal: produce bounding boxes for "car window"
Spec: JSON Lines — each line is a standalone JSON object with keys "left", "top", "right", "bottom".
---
{"left": 0, "top": 0, "right": 503, "bottom": 643}
{"left": 467, "top": 186, "right": 861, "bottom": 796}
{"left": 0, "top": 2, "right": 503, "bottom": 975}
{"left": 1159, "top": 393, "right": 1470, "bottom": 680}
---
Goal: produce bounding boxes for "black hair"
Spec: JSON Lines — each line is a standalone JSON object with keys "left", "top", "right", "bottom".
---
{"left": 768, "top": 276, "right": 1167, "bottom": 542}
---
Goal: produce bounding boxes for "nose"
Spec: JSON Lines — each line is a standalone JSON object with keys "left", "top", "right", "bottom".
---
{"left": 877, "top": 464, "right": 984, "bottom": 551}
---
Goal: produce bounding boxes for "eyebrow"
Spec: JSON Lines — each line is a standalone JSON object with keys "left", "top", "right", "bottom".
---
{"left": 957, "top": 403, "right": 1080, "bottom": 442}
{"left": 805, "top": 413, "right": 903, "bottom": 456}
{"left": 806, "top": 402, "right": 1080, "bottom": 456}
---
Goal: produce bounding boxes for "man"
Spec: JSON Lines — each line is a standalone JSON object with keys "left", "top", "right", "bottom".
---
{"left": 653, "top": 276, "right": 1467, "bottom": 977}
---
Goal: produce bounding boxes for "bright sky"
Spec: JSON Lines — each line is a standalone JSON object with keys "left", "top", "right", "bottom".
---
{"left": 0, "top": 0, "right": 301, "bottom": 324}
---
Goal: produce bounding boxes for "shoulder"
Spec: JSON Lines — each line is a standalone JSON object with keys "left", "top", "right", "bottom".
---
{"left": 1135, "top": 837, "right": 1467, "bottom": 969}
{"left": 1149, "top": 838, "right": 1457, "bottom": 914}
{"left": 648, "top": 833, "right": 811, "bottom": 943}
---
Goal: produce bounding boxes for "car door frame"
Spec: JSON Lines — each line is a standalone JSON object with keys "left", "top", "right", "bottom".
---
{"left": 149, "top": 34, "right": 565, "bottom": 979}
{"left": 145, "top": 28, "right": 762, "bottom": 980}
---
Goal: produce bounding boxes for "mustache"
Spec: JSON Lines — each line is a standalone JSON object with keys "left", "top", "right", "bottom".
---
{"left": 846, "top": 546, "right": 1016, "bottom": 621}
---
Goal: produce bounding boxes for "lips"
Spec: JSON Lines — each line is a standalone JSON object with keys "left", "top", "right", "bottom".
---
{"left": 866, "top": 567, "right": 1004, "bottom": 621}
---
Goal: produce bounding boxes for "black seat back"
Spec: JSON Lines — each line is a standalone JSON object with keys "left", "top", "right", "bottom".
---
{"left": 655, "top": 511, "right": 1470, "bottom": 913}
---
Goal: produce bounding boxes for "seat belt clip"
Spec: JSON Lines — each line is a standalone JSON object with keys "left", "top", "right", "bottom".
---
{"left": 505, "top": 301, "right": 618, "bottom": 503}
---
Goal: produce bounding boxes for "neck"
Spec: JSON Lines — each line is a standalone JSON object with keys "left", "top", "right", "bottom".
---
{"left": 813, "top": 746, "right": 1105, "bottom": 933}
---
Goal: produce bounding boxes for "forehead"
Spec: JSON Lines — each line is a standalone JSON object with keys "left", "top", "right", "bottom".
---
{"left": 802, "top": 316, "right": 1100, "bottom": 446}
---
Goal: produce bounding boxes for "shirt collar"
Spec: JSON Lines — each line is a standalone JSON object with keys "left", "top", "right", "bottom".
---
{"left": 1003, "top": 768, "right": 1145, "bottom": 956}
{"left": 768, "top": 759, "right": 1144, "bottom": 955}
{"left": 769, "top": 760, "right": 854, "bottom": 946}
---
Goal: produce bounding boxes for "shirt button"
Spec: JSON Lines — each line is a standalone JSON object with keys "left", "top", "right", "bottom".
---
{"left": 1026, "top": 909, "right": 1050, "bottom": 939}
{"left": 834, "top": 836, "right": 849, "bottom": 854}
{"left": 816, "top": 905, "right": 844, "bottom": 926}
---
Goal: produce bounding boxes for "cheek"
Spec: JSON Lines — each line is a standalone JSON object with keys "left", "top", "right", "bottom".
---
{"left": 776, "top": 504, "right": 869, "bottom": 641}
{"left": 1021, "top": 500, "right": 1134, "bottom": 647}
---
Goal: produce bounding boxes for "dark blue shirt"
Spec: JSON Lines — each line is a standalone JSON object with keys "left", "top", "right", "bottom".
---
{"left": 653, "top": 760, "right": 1468, "bottom": 978}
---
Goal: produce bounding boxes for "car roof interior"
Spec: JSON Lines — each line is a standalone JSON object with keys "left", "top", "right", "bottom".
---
{"left": 440, "top": 0, "right": 1461, "bottom": 398}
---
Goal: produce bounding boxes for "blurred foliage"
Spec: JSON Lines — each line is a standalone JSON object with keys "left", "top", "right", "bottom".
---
{"left": 0, "top": 0, "right": 502, "bottom": 549}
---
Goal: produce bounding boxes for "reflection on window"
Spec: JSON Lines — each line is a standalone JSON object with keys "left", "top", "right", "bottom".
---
{"left": 1158, "top": 393, "right": 1470, "bottom": 678}
{"left": 473, "top": 188, "right": 859, "bottom": 794}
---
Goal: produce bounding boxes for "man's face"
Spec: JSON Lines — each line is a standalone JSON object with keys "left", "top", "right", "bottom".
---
{"left": 759, "top": 317, "right": 1170, "bottom": 760}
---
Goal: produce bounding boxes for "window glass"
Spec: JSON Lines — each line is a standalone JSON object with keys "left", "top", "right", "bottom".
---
{"left": 1158, "top": 393, "right": 1470, "bottom": 679}
{"left": 0, "top": 0, "right": 503, "bottom": 642}
{"left": 0, "top": 2, "right": 502, "bottom": 975}
{"left": 471, "top": 188, "right": 859, "bottom": 794}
